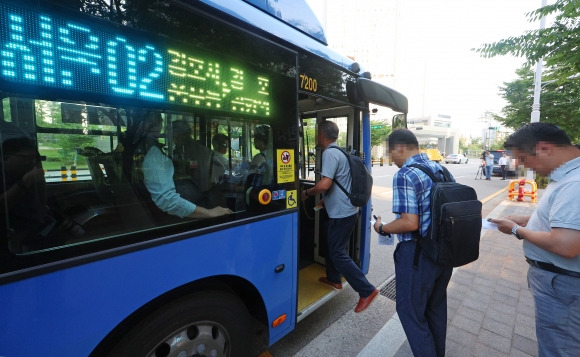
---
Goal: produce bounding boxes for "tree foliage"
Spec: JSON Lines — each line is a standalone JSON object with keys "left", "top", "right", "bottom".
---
{"left": 370, "top": 121, "right": 392, "bottom": 148}
{"left": 496, "top": 66, "right": 580, "bottom": 142}
{"left": 476, "top": 0, "right": 580, "bottom": 142}
{"left": 475, "top": 0, "right": 580, "bottom": 82}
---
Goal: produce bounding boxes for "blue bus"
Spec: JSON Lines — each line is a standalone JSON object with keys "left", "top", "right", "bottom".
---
{"left": 0, "top": 0, "right": 408, "bottom": 355}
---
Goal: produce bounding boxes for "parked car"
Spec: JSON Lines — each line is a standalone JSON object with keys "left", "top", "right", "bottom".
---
{"left": 445, "top": 153, "right": 468, "bottom": 164}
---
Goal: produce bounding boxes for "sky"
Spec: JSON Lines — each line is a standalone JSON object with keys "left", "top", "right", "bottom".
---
{"left": 305, "top": 0, "right": 546, "bottom": 138}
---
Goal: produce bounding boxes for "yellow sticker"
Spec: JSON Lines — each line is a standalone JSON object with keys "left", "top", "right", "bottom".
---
{"left": 286, "top": 190, "right": 298, "bottom": 209}
{"left": 277, "top": 149, "right": 295, "bottom": 183}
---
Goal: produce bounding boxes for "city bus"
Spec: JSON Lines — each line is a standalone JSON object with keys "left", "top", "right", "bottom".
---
{"left": 0, "top": 0, "right": 408, "bottom": 355}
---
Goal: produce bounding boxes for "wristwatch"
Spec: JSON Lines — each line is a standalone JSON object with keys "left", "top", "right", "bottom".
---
{"left": 511, "top": 225, "right": 523, "bottom": 240}
{"left": 378, "top": 224, "right": 389, "bottom": 237}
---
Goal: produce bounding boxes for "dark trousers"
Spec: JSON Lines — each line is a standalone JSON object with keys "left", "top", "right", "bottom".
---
{"left": 394, "top": 240, "right": 453, "bottom": 357}
{"left": 325, "top": 213, "right": 375, "bottom": 298}
{"left": 501, "top": 165, "right": 507, "bottom": 180}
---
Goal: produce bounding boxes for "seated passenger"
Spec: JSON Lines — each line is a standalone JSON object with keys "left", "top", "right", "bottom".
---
{"left": 171, "top": 120, "right": 213, "bottom": 205}
{"left": 210, "top": 133, "right": 229, "bottom": 184}
{"left": 138, "top": 112, "right": 232, "bottom": 218}
{"left": 0, "top": 137, "right": 83, "bottom": 252}
{"left": 249, "top": 124, "right": 272, "bottom": 184}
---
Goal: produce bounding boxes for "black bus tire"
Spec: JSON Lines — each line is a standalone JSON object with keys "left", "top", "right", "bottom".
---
{"left": 109, "top": 290, "right": 252, "bottom": 357}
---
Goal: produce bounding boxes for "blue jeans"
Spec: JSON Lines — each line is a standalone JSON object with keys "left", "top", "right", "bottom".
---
{"left": 528, "top": 265, "right": 580, "bottom": 356}
{"left": 394, "top": 240, "right": 453, "bottom": 357}
{"left": 485, "top": 165, "right": 493, "bottom": 179}
{"left": 325, "top": 213, "right": 375, "bottom": 298}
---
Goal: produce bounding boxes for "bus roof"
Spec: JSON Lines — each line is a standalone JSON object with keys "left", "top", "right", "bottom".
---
{"left": 198, "top": 0, "right": 408, "bottom": 113}
{"left": 242, "top": 0, "right": 328, "bottom": 45}
{"left": 199, "top": 0, "right": 351, "bottom": 69}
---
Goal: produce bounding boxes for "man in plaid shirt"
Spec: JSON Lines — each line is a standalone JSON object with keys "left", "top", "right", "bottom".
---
{"left": 374, "top": 129, "right": 453, "bottom": 357}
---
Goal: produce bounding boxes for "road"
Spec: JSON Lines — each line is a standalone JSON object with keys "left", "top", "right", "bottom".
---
{"left": 268, "top": 160, "right": 511, "bottom": 356}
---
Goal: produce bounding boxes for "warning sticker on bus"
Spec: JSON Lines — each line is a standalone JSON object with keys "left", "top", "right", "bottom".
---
{"left": 277, "top": 149, "right": 295, "bottom": 183}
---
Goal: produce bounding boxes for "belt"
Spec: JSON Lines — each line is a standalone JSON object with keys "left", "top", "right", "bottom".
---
{"left": 525, "top": 257, "right": 580, "bottom": 278}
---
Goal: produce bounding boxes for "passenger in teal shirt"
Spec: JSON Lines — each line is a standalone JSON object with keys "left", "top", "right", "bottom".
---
{"left": 139, "top": 112, "right": 232, "bottom": 219}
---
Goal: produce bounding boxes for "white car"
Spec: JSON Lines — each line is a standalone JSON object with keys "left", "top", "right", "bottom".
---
{"left": 445, "top": 154, "right": 468, "bottom": 164}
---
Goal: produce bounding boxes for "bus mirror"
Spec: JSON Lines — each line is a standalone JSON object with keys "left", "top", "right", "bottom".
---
{"left": 392, "top": 113, "right": 407, "bottom": 130}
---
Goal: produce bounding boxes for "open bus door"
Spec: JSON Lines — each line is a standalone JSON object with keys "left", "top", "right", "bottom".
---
{"left": 298, "top": 105, "right": 361, "bottom": 321}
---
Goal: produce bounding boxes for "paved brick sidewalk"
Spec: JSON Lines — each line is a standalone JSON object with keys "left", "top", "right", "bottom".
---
{"left": 445, "top": 199, "right": 538, "bottom": 357}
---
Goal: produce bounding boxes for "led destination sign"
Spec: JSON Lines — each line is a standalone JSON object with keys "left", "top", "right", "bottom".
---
{"left": 0, "top": 3, "right": 271, "bottom": 116}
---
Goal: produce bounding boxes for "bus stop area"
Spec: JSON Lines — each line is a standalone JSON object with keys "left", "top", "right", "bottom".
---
{"left": 292, "top": 192, "right": 540, "bottom": 357}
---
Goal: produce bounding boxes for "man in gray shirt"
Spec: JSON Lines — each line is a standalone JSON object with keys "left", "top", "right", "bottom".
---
{"left": 484, "top": 150, "right": 494, "bottom": 180}
{"left": 301, "top": 121, "right": 378, "bottom": 313}
{"left": 491, "top": 123, "right": 580, "bottom": 356}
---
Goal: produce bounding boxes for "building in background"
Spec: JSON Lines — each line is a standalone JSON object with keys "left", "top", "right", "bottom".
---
{"left": 408, "top": 114, "right": 459, "bottom": 156}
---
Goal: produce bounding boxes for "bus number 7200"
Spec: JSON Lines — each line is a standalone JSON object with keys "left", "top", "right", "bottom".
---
{"left": 299, "top": 74, "right": 317, "bottom": 93}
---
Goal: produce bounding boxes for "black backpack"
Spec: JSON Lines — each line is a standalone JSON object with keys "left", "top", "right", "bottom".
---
{"left": 327, "top": 147, "right": 373, "bottom": 207}
{"left": 408, "top": 164, "right": 482, "bottom": 268}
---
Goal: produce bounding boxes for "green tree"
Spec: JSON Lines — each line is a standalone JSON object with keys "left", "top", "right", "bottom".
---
{"left": 495, "top": 66, "right": 580, "bottom": 141}
{"left": 370, "top": 121, "right": 392, "bottom": 148}
{"left": 476, "top": 0, "right": 580, "bottom": 82}
{"left": 475, "top": 0, "right": 580, "bottom": 142}
{"left": 58, "top": 135, "right": 95, "bottom": 165}
{"left": 459, "top": 136, "right": 468, "bottom": 154}
{"left": 468, "top": 137, "right": 483, "bottom": 152}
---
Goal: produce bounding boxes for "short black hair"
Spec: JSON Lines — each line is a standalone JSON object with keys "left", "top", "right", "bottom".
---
{"left": 2, "top": 137, "right": 36, "bottom": 156}
{"left": 254, "top": 124, "right": 270, "bottom": 143}
{"left": 504, "top": 122, "right": 571, "bottom": 153}
{"left": 388, "top": 129, "right": 418, "bottom": 150}
{"left": 212, "top": 133, "right": 229, "bottom": 149}
{"left": 171, "top": 119, "right": 191, "bottom": 136}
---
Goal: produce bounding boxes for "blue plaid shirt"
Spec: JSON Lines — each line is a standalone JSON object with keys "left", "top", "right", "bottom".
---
{"left": 392, "top": 153, "right": 455, "bottom": 242}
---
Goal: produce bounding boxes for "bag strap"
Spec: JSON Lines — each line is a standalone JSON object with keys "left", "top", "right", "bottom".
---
{"left": 407, "top": 163, "right": 452, "bottom": 183}
{"left": 326, "top": 146, "right": 350, "bottom": 197}
{"left": 406, "top": 163, "right": 446, "bottom": 269}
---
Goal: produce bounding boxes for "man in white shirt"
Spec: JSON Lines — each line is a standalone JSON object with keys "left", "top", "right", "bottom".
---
{"left": 498, "top": 152, "right": 508, "bottom": 180}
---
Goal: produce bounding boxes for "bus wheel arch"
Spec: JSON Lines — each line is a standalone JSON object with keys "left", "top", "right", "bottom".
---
{"left": 91, "top": 276, "right": 268, "bottom": 356}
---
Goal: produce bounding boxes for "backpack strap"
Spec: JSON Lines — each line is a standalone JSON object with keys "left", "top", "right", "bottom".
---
{"left": 407, "top": 163, "right": 452, "bottom": 183}
{"left": 325, "top": 146, "right": 350, "bottom": 198}
{"left": 406, "top": 163, "right": 449, "bottom": 269}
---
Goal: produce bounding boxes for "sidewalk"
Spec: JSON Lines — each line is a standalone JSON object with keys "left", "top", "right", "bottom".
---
{"left": 359, "top": 198, "right": 539, "bottom": 357}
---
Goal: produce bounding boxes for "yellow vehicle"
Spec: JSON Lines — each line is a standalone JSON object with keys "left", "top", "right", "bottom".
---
{"left": 421, "top": 148, "right": 444, "bottom": 162}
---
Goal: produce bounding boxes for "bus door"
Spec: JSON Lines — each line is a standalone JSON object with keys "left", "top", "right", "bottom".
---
{"left": 297, "top": 105, "right": 358, "bottom": 320}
